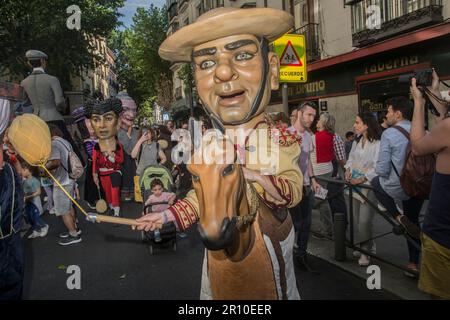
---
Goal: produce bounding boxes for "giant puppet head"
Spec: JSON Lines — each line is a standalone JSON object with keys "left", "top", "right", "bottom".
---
{"left": 86, "top": 98, "right": 123, "bottom": 152}
{"left": 159, "top": 7, "right": 293, "bottom": 127}
{"left": 116, "top": 91, "right": 137, "bottom": 130}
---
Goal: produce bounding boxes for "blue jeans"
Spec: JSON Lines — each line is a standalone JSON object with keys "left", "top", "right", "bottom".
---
{"left": 290, "top": 185, "right": 315, "bottom": 258}
{"left": 25, "top": 202, "right": 46, "bottom": 232}
{"left": 371, "top": 176, "right": 423, "bottom": 264}
{"left": 0, "top": 232, "right": 24, "bottom": 300}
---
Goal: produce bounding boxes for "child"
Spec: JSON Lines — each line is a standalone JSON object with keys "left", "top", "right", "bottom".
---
{"left": 22, "top": 163, "right": 49, "bottom": 238}
{"left": 40, "top": 176, "right": 54, "bottom": 214}
{"left": 144, "top": 179, "right": 176, "bottom": 242}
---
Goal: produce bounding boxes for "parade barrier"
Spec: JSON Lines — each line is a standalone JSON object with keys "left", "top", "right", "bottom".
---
{"left": 315, "top": 176, "right": 421, "bottom": 276}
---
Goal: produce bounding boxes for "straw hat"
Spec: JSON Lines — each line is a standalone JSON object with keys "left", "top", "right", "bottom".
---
{"left": 159, "top": 7, "right": 294, "bottom": 62}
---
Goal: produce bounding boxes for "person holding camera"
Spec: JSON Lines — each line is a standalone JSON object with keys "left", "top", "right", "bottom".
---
{"left": 131, "top": 128, "right": 167, "bottom": 179}
{"left": 410, "top": 70, "right": 450, "bottom": 300}
{"left": 370, "top": 96, "right": 425, "bottom": 277}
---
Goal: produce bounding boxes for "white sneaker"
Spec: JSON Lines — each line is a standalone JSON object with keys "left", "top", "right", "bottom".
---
{"left": 358, "top": 254, "right": 370, "bottom": 267}
{"left": 39, "top": 225, "right": 49, "bottom": 237}
{"left": 377, "top": 203, "right": 387, "bottom": 211}
{"left": 353, "top": 243, "right": 376, "bottom": 258}
{"left": 28, "top": 230, "right": 41, "bottom": 239}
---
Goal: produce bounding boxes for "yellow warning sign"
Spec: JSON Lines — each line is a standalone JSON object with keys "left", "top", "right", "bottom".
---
{"left": 273, "top": 34, "right": 307, "bottom": 83}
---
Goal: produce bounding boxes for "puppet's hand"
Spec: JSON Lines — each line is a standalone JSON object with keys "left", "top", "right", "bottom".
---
{"left": 133, "top": 213, "right": 164, "bottom": 232}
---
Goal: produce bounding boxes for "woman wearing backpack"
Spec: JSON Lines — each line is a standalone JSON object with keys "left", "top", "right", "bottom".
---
{"left": 345, "top": 113, "right": 381, "bottom": 266}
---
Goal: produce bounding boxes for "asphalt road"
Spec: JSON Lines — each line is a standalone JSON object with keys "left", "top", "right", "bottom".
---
{"left": 22, "top": 202, "right": 398, "bottom": 300}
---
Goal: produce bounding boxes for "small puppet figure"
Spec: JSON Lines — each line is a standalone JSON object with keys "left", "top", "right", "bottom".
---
{"left": 116, "top": 92, "right": 139, "bottom": 201}
{"left": 86, "top": 99, "right": 124, "bottom": 217}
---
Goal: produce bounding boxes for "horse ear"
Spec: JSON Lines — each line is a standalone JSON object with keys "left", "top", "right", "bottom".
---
{"left": 210, "top": 114, "right": 225, "bottom": 135}
{"left": 189, "top": 117, "right": 202, "bottom": 150}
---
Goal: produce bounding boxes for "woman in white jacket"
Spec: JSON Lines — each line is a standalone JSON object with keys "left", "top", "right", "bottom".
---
{"left": 345, "top": 113, "right": 382, "bottom": 266}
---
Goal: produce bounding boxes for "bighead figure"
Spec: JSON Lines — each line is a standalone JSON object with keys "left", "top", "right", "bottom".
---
{"left": 86, "top": 99, "right": 124, "bottom": 217}
{"left": 137, "top": 8, "right": 303, "bottom": 300}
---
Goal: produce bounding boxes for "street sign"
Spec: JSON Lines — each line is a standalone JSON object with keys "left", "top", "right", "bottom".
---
{"left": 273, "top": 34, "right": 307, "bottom": 83}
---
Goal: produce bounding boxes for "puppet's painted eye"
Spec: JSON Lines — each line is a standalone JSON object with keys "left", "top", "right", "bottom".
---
{"left": 222, "top": 164, "right": 234, "bottom": 177}
{"left": 192, "top": 174, "right": 200, "bottom": 182}
{"left": 200, "top": 60, "right": 216, "bottom": 69}
{"left": 235, "top": 52, "right": 254, "bottom": 61}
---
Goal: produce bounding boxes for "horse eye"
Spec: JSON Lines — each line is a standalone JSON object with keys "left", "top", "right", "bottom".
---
{"left": 222, "top": 164, "right": 234, "bottom": 177}
{"left": 192, "top": 174, "right": 200, "bottom": 182}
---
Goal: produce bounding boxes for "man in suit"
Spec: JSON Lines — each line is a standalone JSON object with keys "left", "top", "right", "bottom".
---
{"left": 21, "top": 50, "right": 84, "bottom": 165}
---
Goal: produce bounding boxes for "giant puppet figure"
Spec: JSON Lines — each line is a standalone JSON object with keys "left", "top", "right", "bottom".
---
{"left": 135, "top": 8, "right": 303, "bottom": 300}
{"left": 116, "top": 92, "right": 139, "bottom": 201}
{"left": 87, "top": 99, "right": 124, "bottom": 217}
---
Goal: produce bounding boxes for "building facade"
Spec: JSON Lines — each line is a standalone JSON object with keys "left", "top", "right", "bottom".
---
{"left": 67, "top": 37, "right": 119, "bottom": 113}
{"left": 167, "top": 0, "right": 450, "bottom": 133}
{"left": 166, "top": 0, "right": 296, "bottom": 121}
{"left": 271, "top": 0, "right": 450, "bottom": 135}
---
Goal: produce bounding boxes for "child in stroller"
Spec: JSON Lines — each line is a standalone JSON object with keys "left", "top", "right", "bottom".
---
{"left": 139, "top": 165, "right": 177, "bottom": 254}
{"left": 144, "top": 179, "right": 176, "bottom": 242}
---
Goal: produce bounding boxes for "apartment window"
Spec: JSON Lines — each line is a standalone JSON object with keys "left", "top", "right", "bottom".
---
{"left": 215, "top": 0, "right": 224, "bottom": 7}
{"left": 241, "top": 2, "right": 257, "bottom": 8}
{"left": 197, "top": 3, "right": 204, "bottom": 16}
{"left": 352, "top": 0, "right": 442, "bottom": 34}
{"left": 302, "top": 3, "right": 308, "bottom": 22}
{"left": 202, "top": 0, "right": 212, "bottom": 11}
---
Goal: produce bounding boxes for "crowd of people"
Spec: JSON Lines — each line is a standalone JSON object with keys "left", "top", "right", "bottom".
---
{"left": 1, "top": 46, "right": 449, "bottom": 301}
{"left": 286, "top": 69, "right": 449, "bottom": 299}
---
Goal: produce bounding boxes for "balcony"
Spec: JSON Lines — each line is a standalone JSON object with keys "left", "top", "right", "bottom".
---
{"left": 167, "top": 0, "right": 178, "bottom": 22}
{"left": 178, "top": 0, "right": 189, "bottom": 13}
{"left": 350, "top": 0, "right": 443, "bottom": 47}
{"left": 293, "top": 23, "right": 321, "bottom": 62}
{"left": 175, "top": 86, "right": 183, "bottom": 100}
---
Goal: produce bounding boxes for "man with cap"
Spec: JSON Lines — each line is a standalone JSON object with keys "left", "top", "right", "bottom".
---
{"left": 0, "top": 100, "right": 25, "bottom": 300}
{"left": 135, "top": 8, "right": 303, "bottom": 299}
{"left": 21, "top": 50, "right": 84, "bottom": 165}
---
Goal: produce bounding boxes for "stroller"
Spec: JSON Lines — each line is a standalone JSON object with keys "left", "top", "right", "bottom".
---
{"left": 139, "top": 164, "right": 177, "bottom": 255}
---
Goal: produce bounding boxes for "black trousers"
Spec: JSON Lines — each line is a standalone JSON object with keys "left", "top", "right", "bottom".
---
{"left": 371, "top": 176, "right": 423, "bottom": 264}
{"left": 0, "top": 233, "right": 24, "bottom": 300}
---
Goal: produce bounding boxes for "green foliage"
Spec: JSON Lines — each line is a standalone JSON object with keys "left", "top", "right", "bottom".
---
{"left": 178, "top": 63, "right": 194, "bottom": 89}
{"left": 137, "top": 96, "right": 156, "bottom": 126}
{"left": 0, "top": 0, "right": 124, "bottom": 90}
{"left": 108, "top": 4, "right": 171, "bottom": 106}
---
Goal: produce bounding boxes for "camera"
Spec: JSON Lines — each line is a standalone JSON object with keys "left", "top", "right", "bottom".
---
{"left": 399, "top": 68, "right": 440, "bottom": 116}
{"left": 398, "top": 68, "right": 433, "bottom": 87}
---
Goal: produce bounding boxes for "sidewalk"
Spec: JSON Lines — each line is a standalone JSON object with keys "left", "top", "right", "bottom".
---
{"left": 307, "top": 206, "right": 430, "bottom": 300}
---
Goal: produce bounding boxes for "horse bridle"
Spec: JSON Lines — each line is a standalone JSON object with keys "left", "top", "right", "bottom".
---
{"left": 235, "top": 180, "right": 260, "bottom": 230}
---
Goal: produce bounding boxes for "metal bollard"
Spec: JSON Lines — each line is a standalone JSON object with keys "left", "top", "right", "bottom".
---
{"left": 334, "top": 212, "right": 346, "bottom": 261}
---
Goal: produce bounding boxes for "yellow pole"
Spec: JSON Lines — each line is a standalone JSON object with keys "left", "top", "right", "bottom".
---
{"left": 40, "top": 165, "right": 138, "bottom": 226}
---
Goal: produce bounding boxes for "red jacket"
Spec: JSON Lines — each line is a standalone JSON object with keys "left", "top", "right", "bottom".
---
{"left": 315, "top": 130, "right": 334, "bottom": 163}
{"left": 92, "top": 142, "right": 124, "bottom": 175}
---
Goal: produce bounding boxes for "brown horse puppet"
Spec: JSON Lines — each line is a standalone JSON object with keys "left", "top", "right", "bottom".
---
{"left": 188, "top": 130, "right": 300, "bottom": 300}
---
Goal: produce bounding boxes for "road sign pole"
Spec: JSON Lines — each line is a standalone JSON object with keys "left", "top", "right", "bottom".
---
{"left": 282, "top": 83, "right": 289, "bottom": 115}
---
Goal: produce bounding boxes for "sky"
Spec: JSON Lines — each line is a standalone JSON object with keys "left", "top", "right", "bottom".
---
{"left": 118, "top": 0, "right": 166, "bottom": 29}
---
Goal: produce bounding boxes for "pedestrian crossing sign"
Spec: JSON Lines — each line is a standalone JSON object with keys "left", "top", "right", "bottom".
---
{"left": 273, "top": 34, "right": 307, "bottom": 83}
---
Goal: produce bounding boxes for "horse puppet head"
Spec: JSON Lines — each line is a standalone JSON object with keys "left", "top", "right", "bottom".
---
{"left": 187, "top": 120, "right": 259, "bottom": 258}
